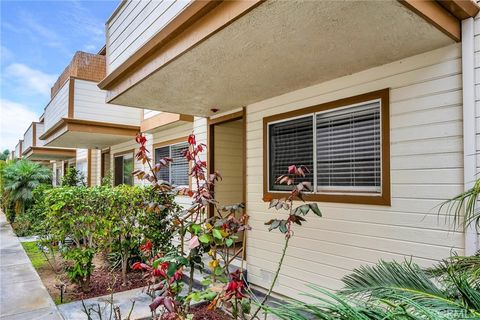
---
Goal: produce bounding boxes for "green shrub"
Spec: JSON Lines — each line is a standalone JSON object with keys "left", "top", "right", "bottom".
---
{"left": 43, "top": 184, "right": 178, "bottom": 291}
{"left": 61, "top": 167, "right": 85, "bottom": 186}
{"left": 43, "top": 186, "right": 108, "bottom": 292}
{"left": 139, "top": 185, "right": 179, "bottom": 254}
{"left": 12, "top": 184, "right": 52, "bottom": 236}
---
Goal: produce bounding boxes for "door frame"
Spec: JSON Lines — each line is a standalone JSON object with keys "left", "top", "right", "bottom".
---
{"left": 207, "top": 108, "right": 247, "bottom": 260}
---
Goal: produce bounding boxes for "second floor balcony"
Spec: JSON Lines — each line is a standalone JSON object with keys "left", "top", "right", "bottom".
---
{"left": 40, "top": 51, "right": 142, "bottom": 149}
{"left": 22, "top": 121, "right": 76, "bottom": 161}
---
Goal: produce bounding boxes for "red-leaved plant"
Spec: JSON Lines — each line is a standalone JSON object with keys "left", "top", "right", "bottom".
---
{"left": 133, "top": 133, "right": 250, "bottom": 319}
{"left": 133, "top": 133, "right": 321, "bottom": 320}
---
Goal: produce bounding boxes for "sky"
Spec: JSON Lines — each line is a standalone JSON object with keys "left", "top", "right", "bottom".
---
{"left": 0, "top": 0, "right": 118, "bottom": 151}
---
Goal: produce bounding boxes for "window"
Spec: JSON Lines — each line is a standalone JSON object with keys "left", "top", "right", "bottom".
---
{"left": 154, "top": 141, "right": 189, "bottom": 186}
{"left": 264, "top": 89, "right": 390, "bottom": 205}
{"left": 114, "top": 152, "right": 134, "bottom": 186}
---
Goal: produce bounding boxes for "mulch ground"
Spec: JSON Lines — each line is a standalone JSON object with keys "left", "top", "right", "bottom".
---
{"left": 190, "top": 304, "right": 230, "bottom": 320}
{"left": 72, "top": 266, "right": 146, "bottom": 300}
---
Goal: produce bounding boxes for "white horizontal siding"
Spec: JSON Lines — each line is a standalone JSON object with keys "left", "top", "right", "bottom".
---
{"left": 23, "top": 125, "right": 34, "bottom": 151}
{"left": 36, "top": 123, "right": 45, "bottom": 147}
{"left": 144, "top": 109, "right": 161, "bottom": 119}
{"left": 15, "top": 143, "right": 21, "bottom": 158}
{"left": 44, "top": 79, "right": 69, "bottom": 132}
{"left": 73, "top": 79, "right": 142, "bottom": 126}
{"left": 472, "top": 12, "right": 480, "bottom": 250}
{"left": 76, "top": 148, "right": 88, "bottom": 162}
{"left": 90, "top": 149, "right": 101, "bottom": 186}
{"left": 106, "top": 0, "right": 192, "bottom": 73}
{"left": 245, "top": 44, "right": 465, "bottom": 299}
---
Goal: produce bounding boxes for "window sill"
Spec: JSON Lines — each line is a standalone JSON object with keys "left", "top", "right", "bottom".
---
{"left": 262, "top": 192, "right": 391, "bottom": 206}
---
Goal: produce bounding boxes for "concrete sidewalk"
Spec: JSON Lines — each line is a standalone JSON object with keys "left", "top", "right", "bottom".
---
{"left": 0, "top": 213, "right": 62, "bottom": 319}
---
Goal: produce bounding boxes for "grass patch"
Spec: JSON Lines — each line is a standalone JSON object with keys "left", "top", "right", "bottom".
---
{"left": 21, "top": 241, "right": 47, "bottom": 269}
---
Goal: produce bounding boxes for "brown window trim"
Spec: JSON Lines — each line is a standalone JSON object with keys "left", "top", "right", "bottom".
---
{"left": 262, "top": 88, "right": 390, "bottom": 206}
{"left": 153, "top": 137, "right": 191, "bottom": 189}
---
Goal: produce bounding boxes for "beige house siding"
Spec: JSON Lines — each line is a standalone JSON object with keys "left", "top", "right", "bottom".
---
{"left": 245, "top": 44, "right": 464, "bottom": 298}
{"left": 23, "top": 125, "right": 34, "bottom": 152}
{"left": 472, "top": 13, "right": 480, "bottom": 248}
{"left": 106, "top": 0, "right": 192, "bottom": 73}
{"left": 90, "top": 149, "right": 101, "bottom": 186}
{"left": 36, "top": 123, "right": 45, "bottom": 147}
{"left": 44, "top": 79, "right": 69, "bottom": 133}
{"left": 73, "top": 79, "right": 142, "bottom": 126}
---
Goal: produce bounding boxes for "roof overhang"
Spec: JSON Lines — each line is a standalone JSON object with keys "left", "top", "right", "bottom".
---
{"left": 99, "top": 0, "right": 474, "bottom": 117}
{"left": 22, "top": 147, "right": 76, "bottom": 161}
{"left": 39, "top": 118, "right": 140, "bottom": 149}
{"left": 141, "top": 113, "right": 194, "bottom": 133}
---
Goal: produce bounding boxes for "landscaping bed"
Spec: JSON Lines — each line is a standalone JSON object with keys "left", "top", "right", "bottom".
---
{"left": 22, "top": 241, "right": 146, "bottom": 304}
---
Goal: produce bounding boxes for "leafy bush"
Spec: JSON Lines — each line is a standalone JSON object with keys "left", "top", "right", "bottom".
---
{"left": 43, "top": 186, "right": 108, "bottom": 292}
{"left": 12, "top": 184, "right": 52, "bottom": 236}
{"left": 43, "top": 184, "right": 177, "bottom": 291}
{"left": 61, "top": 167, "right": 85, "bottom": 186}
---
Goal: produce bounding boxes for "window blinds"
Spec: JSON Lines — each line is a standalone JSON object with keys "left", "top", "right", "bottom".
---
{"left": 316, "top": 102, "right": 380, "bottom": 192}
{"left": 170, "top": 143, "right": 189, "bottom": 186}
{"left": 155, "top": 146, "right": 170, "bottom": 183}
{"left": 269, "top": 115, "right": 314, "bottom": 191}
{"left": 155, "top": 142, "right": 189, "bottom": 186}
{"left": 267, "top": 100, "right": 381, "bottom": 194}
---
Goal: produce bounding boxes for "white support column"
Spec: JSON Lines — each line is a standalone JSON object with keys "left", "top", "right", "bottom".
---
{"left": 461, "top": 17, "right": 479, "bottom": 255}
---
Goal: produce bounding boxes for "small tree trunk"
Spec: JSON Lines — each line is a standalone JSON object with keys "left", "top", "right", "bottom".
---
{"left": 81, "top": 275, "right": 91, "bottom": 293}
{"left": 121, "top": 255, "right": 128, "bottom": 286}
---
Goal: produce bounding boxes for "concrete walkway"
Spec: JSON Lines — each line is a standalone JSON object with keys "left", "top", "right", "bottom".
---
{"left": 58, "top": 287, "right": 152, "bottom": 320}
{"left": 0, "top": 213, "right": 62, "bottom": 319}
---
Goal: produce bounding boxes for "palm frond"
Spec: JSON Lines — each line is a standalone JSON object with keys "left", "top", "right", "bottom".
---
{"left": 340, "top": 260, "right": 444, "bottom": 298}
{"left": 438, "top": 178, "right": 480, "bottom": 231}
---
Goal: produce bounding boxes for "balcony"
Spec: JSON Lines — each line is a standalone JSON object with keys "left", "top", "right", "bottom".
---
{"left": 98, "top": 0, "right": 466, "bottom": 117}
{"left": 40, "top": 51, "right": 142, "bottom": 149}
{"left": 22, "top": 122, "right": 76, "bottom": 161}
{"left": 104, "top": 0, "right": 193, "bottom": 74}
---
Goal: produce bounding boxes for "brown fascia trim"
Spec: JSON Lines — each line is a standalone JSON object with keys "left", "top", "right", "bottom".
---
{"left": 140, "top": 112, "right": 193, "bottom": 132}
{"left": 98, "top": 0, "right": 263, "bottom": 95}
{"left": 23, "top": 146, "right": 76, "bottom": 159}
{"left": 438, "top": 0, "right": 480, "bottom": 20}
{"left": 39, "top": 118, "right": 140, "bottom": 141}
{"left": 400, "top": 0, "right": 480, "bottom": 42}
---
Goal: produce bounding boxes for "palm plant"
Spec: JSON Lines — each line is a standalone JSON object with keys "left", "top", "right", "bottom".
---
{"left": 262, "top": 255, "right": 480, "bottom": 319}
{"left": 2, "top": 160, "right": 51, "bottom": 215}
{"left": 438, "top": 177, "right": 480, "bottom": 231}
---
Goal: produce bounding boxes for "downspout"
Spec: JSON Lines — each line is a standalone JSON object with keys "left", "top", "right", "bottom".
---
{"left": 461, "top": 18, "right": 479, "bottom": 255}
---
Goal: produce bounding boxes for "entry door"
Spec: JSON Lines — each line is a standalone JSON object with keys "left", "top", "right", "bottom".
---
{"left": 210, "top": 115, "right": 245, "bottom": 248}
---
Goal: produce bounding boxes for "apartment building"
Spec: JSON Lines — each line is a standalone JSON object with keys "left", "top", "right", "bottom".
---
{"left": 94, "top": 0, "right": 480, "bottom": 299}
